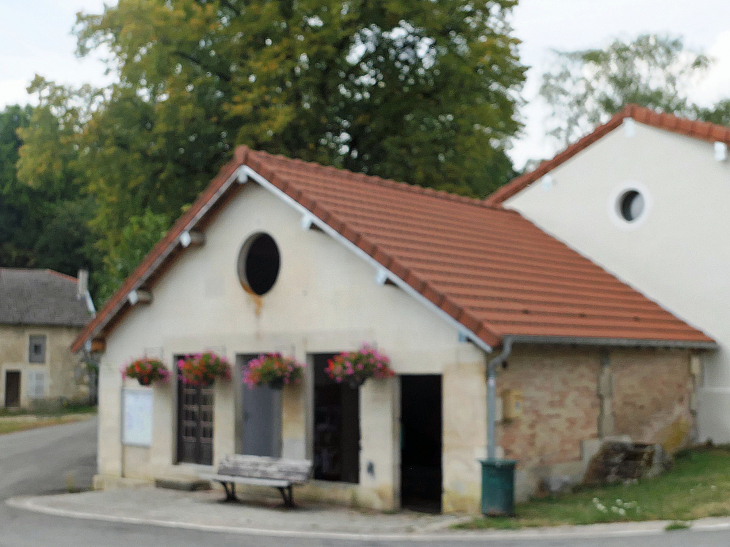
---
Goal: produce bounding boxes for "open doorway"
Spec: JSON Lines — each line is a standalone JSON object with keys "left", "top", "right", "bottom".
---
{"left": 312, "top": 353, "right": 360, "bottom": 483}
{"left": 401, "top": 374, "right": 442, "bottom": 512}
{"left": 4, "top": 371, "right": 20, "bottom": 408}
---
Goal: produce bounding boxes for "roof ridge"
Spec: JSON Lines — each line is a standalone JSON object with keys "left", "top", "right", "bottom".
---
{"left": 486, "top": 104, "right": 730, "bottom": 206}
{"left": 46, "top": 269, "right": 78, "bottom": 283}
{"left": 247, "top": 148, "right": 502, "bottom": 210}
{"left": 0, "top": 267, "right": 77, "bottom": 282}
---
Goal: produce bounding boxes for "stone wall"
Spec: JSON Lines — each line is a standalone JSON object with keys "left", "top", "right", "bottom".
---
{"left": 612, "top": 349, "right": 695, "bottom": 452}
{"left": 497, "top": 346, "right": 601, "bottom": 469}
{"left": 496, "top": 346, "right": 697, "bottom": 500}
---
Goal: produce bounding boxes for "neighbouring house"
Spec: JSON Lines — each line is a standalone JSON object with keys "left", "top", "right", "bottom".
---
{"left": 73, "top": 146, "right": 714, "bottom": 514}
{"left": 1, "top": 268, "right": 94, "bottom": 408}
{"left": 487, "top": 105, "right": 730, "bottom": 445}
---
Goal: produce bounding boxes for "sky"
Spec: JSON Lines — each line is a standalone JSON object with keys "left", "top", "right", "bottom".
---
{"left": 1, "top": 0, "right": 729, "bottom": 169}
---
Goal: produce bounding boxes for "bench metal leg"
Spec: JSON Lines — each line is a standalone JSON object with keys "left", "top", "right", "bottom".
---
{"left": 221, "top": 481, "right": 237, "bottom": 501}
{"left": 277, "top": 485, "right": 295, "bottom": 508}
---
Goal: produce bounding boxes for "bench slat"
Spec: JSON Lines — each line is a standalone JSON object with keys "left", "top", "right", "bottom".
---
{"left": 199, "top": 473, "right": 293, "bottom": 488}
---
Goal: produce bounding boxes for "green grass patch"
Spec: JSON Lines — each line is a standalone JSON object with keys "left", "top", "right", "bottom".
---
{"left": 457, "top": 447, "right": 730, "bottom": 530}
{"left": 665, "top": 521, "right": 691, "bottom": 531}
{"left": 0, "top": 415, "right": 91, "bottom": 435}
{"left": 0, "top": 403, "right": 96, "bottom": 418}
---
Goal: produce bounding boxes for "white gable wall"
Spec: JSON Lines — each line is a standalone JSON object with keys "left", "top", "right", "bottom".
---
{"left": 98, "top": 181, "right": 487, "bottom": 512}
{"left": 504, "top": 122, "right": 730, "bottom": 442}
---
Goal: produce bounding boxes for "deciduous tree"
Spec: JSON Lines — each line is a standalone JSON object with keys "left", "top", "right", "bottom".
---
{"left": 540, "top": 34, "right": 712, "bottom": 144}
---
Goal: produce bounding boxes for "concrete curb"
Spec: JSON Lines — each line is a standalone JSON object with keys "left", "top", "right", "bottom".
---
{"left": 7, "top": 495, "right": 730, "bottom": 542}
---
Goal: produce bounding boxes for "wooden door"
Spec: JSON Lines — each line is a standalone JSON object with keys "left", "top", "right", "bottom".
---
{"left": 4, "top": 371, "right": 20, "bottom": 408}
{"left": 177, "top": 378, "right": 214, "bottom": 465}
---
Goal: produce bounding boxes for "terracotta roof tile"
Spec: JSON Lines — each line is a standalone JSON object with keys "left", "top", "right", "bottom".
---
{"left": 72, "top": 145, "right": 715, "bottom": 352}
{"left": 486, "top": 104, "right": 730, "bottom": 206}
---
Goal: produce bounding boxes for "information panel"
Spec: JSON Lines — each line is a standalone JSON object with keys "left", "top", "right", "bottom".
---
{"left": 122, "top": 388, "right": 153, "bottom": 447}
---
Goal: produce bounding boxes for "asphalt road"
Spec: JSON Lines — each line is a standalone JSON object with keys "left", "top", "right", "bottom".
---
{"left": 2, "top": 418, "right": 730, "bottom": 547}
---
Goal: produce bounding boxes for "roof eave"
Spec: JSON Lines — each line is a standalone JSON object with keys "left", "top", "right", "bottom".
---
{"left": 507, "top": 334, "right": 717, "bottom": 351}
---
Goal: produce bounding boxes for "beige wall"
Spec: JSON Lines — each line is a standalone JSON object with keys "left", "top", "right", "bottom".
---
{"left": 0, "top": 324, "right": 86, "bottom": 408}
{"left": 98, "top": 181, "right": 487, "bottom": 511}
{"left": 504, "top": 122, "right": 729, "bottom": 442}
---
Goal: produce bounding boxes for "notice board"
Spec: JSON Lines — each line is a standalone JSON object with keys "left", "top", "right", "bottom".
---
{"left": 122, "top": 388, "right": 153, "bottom": 447}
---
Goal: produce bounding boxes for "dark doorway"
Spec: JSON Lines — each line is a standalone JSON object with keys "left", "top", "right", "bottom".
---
{"left": 4, "top": 371, "right": 20, "bottom": 408}
{"left": 312, "top": 354, "right": 360, "bottom": 483}
{"left": 176, "top": 357, "right": 214, "bottom": 465}
{"left": 238, "top": 354, "right": 280, "bottom": 457}
{"left": 401, "top": 375, "right": 442, "bottom": 512}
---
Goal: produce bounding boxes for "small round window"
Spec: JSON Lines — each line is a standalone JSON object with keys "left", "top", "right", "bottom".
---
{"left": 237, "top": 233, "right": 280, "bottom": 295}
{"left": 618, "top": 190, "right": 645, "bottom": 222}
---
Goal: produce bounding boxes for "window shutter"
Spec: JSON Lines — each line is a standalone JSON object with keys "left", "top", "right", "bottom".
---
{"left": 27, "top": 370, "right": 45, "bottom": 399}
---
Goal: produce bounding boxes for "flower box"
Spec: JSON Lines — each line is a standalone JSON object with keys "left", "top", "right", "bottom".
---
{"left": 243, "top": 353, "right": 304, "bottom": 390}
{"left": 326, "top": 344, "right": 395, "bottom": 388}
{"left": 177, "top": 352, "right": 231, "bottom": 387}
{"left": 121, "top": 357, "right": 170, "bottom": 386}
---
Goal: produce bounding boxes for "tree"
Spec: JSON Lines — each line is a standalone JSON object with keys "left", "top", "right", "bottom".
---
{"left": 540, "top": 34, "right": 712, "bottom": 144}
{"left": 695, "top": 99, "right": 730, "bottom": 127}
{"left": 0, "top": 103, "right": 99, "bottom": 278}
{"left": 69, "top": 0, "right": 525, "bottom": 200}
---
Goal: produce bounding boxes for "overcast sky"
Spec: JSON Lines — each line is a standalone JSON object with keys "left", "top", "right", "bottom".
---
{"left": 1, "top": 0, "right": 728, "bottom": 169}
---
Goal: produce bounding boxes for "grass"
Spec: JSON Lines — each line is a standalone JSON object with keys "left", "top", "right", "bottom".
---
{"left": 0, "top": 403, "right": 96, "bottom": 418}
{"left": 0, "top": 414, "right": 92, "bottom": 435}
{"left": 665, "top": 521, "right": 691, "bottom": 531}
{"left": 457, "top": 446, "right": 730, "bottom": 530}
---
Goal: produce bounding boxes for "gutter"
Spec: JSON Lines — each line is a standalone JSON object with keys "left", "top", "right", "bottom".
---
{"left": 507, "top": 335, "right": 717, "bottom": 351}
{"left": 486, "top": 337, "right": 512, "bottom": 460}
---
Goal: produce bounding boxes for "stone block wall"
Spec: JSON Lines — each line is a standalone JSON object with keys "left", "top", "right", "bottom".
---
{"left": 497, "top": 346, "right": 601, "bottom": 469}
{"left": 612, "top": 349, "right": 694, "bottom": 452}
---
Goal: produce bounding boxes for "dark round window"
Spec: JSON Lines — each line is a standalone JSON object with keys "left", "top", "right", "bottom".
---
{"left": 237, "top": 233, "right": 280, "bottom": 295}
{"left": 618, "top": 190, "right": 645, "bottom": 222}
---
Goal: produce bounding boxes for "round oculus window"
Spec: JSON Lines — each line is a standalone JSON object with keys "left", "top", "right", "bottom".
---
{"left": 237, "top": 233, "right": 280, "bottom": 296}
{"left": 618, "top": 190, "right": 645, "bottom": 222}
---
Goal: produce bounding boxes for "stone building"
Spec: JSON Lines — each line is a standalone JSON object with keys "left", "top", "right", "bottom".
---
{"left": 1, "top": 268, "right": 93, "bottom": 408}
{"left": 74, "top": 147, "right": 714, "bottom": 513}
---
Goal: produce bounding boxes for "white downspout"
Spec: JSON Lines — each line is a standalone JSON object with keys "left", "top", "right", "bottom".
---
{"left": 487, "top": 337, "right": 512, "bottom": 459}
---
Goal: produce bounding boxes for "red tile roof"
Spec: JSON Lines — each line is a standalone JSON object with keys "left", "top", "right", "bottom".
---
{"left": 71, "top": 145, "right": 715, "bottom": 353}
{"left": 486, "top": 104, "right": 730, "bottom": 206}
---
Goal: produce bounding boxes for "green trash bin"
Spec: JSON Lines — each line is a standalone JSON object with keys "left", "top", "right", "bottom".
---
{"left": 480, "top": 459, "right": 517, "bottom": 516}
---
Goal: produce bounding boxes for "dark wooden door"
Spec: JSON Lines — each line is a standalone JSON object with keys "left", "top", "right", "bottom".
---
{"left": 177, "top": 378, "right": 214, "bottom": 465}
{"left": 4, "top": 371, "right": 20, "bottom": 408}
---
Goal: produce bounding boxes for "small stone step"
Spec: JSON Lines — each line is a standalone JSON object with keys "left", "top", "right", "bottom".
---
{"left": 155, "top": 477, "right": 211, "bottom": 492}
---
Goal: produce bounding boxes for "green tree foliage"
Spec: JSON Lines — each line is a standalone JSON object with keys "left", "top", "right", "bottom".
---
{"left": 72, "top": 0, "right": 524, "bottom": 199}
{"left": 695, "top": 99, "right": 730, "bottom": 127}
{"left": 97, "top": 209, "right": 170, "bottom": 304}
{"left": 540, "top": 34, "right": 712, "bottom": 144}
{"left": 0, "top": 103, "right": 99, "bottom": 278}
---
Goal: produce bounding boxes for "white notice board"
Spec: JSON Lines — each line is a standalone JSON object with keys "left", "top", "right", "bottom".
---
{"left": 122, "top": 388, "right": 153, "bottom": 447}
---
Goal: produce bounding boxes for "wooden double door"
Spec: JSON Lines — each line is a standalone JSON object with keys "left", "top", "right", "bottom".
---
{"left": 177, "top": 379, "right": 214, "bottom": 465}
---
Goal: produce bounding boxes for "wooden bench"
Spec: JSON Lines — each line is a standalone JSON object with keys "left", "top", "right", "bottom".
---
{"left": 200, "top": 454, "right": 312, "bottom": 507}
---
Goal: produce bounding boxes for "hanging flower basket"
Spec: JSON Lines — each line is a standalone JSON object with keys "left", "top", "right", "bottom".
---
{"left": 177, "top": 352, "right": 231, "bottom": 387}
{"left": 326, "top": 344, "right": 395, "bottom": 388}
{"left": 243, "top": 353, "right": 305, "bottom": 390}
{"left": 121, "top": 357, "right": 170, "bottom": 386}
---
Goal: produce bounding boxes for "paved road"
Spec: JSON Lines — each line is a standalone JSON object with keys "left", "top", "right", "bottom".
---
{"left": 2, "top": 418, "right": 730, "bottom": 546}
